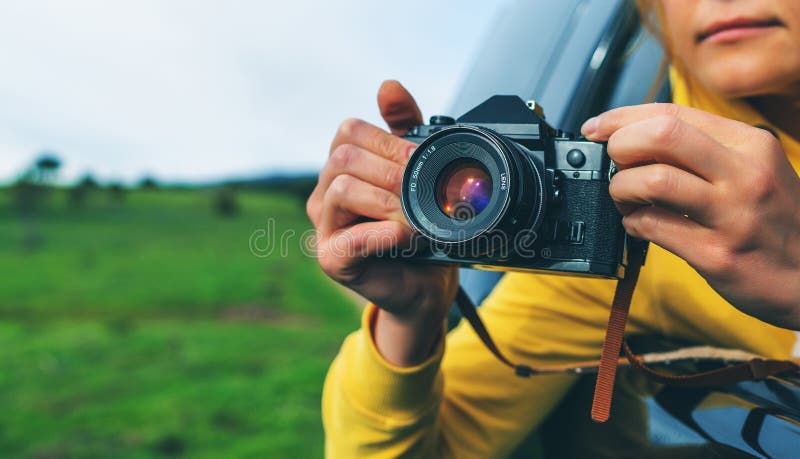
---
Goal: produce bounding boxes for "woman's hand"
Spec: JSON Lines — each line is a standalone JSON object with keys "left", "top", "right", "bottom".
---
{"left": 582, "top": 103, "right": 800, "bottom": 330}
{"left": 306, "top": 81, "right": 458, "bottom": 365}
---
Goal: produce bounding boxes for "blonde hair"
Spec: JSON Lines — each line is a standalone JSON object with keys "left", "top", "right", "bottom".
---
{"left": 633, "top": 0, "right": 665, "bottom": 40}
{"left": 632, "top": 0, "right": 694, "bottom": 101}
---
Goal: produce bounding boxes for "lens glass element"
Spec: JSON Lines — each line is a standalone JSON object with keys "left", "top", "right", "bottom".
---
{"left": 436, "top": 159, "right": 492, "bottom": 220}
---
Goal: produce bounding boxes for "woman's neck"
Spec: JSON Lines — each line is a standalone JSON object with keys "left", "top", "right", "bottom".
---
{"left": 748, "top": 91, "right": 800, "bottom": 140}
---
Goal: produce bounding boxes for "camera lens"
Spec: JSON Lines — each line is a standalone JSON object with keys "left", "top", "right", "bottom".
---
{"left": 401, "top": 125, "right": 545, "bottom": 244}
{"left": 436, "top": 159, "right": 492, "bottom": 220}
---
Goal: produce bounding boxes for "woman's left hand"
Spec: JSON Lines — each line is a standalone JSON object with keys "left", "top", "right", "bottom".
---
{"left": 582, "top": 103, "right": 800, "bottom": 330}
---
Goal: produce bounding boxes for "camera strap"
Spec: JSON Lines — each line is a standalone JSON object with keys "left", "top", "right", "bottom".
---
{"left": 591, "top": 238, "right": 648, "bottom": 422}
{"left": 453, "top": 238, "right": 800, "bottom": 423}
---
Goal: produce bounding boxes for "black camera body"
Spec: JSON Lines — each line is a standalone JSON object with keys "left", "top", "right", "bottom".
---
{"left": 400, "top": 95, "right": 630, "bottom": 279}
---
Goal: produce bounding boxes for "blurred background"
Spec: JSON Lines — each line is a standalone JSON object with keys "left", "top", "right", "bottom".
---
{"left": 0, "top": 1, "right": 506, "bottom": 457}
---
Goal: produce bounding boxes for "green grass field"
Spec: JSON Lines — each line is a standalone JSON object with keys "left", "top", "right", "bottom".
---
{"left": 0, "top": 187, "right": 359, "bottom": 458}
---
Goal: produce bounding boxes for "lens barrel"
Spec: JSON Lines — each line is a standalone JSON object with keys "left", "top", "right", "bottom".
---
{"left": 401, "top": 125, "right": 545, "bottom": 245}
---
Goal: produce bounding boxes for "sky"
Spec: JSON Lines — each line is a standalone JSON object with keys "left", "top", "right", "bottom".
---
{"left": 0, "top": 0, "right": 507, "bottom": 185}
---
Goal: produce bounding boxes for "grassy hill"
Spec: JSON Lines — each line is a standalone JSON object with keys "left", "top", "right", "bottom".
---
{"left": 0, "top": 187, "right": 359, "bottom": 458}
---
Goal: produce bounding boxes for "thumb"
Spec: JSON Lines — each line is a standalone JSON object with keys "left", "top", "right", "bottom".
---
{"left": 377, "top": 80, "right": 423, "bottom": 136}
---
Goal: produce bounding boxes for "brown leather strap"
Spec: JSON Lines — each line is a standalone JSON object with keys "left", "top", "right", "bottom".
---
{"left": 621, "top": 340, "right": 800, "bottom": 387}
{"left": 456, "top": 290, "right": 800, "bottom": 376}
{"left": 452, "top": 238, "right": 799, "bottom": 424}
{"left": 452, "top": 239, "right": 649, "bottom": 383}
{"left": 591, "top": 239, "right": 649, "bottom": 422}
{"left": 455, "top": 288, "right": 631, "bottom": 376}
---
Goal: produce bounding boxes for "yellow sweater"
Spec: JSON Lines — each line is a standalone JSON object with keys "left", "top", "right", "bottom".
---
{"left": 321, "top": 70, "right": 800, "bottom": 458}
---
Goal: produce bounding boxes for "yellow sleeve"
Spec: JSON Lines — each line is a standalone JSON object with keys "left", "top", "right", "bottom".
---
{"left": 322, "top": 303, "right": 446, "bottom": 459}
{"left": 322, "top": 272, "right": 647, "bottom": 458}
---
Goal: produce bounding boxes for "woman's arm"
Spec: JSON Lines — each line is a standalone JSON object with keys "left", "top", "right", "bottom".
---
{"left": 322, "top": 272, "right": 638, "bottom": 458}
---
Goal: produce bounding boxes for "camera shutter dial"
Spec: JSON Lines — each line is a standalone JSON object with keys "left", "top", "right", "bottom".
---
{"left": 430, "top": 115, "right": 456, "bottom": 126}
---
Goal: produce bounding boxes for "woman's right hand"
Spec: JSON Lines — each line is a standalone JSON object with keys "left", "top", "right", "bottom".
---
{"left": 306, "top": 80, "right": 458, "bottom": 365}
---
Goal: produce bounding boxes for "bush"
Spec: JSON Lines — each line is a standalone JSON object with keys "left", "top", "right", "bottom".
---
{"left": 212, "top": 187, "right": 239, "bottom": 217}
{"left": 138, "top": 176, "right": 159, "bottom": 190}
{"left": 78, "top": 174, "right": 100, "bottom": 190}
{"left": 107, "top": 183, "right": 126, "bottom": 202}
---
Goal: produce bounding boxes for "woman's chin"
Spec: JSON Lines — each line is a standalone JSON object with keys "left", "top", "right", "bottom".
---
{"left": 694, "top": 58, "right": 800, "bottom": 99}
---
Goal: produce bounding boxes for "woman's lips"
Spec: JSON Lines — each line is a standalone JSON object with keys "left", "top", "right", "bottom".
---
{"left": 697, "top": 17, "right": 783, "bottom": 44}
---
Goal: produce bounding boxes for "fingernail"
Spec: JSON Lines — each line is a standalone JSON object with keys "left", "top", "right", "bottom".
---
{"left": 581, "top": 117, "right": 598, "bottom": 136}
{"left": 406, "top": 144, "right": 416, "bottom": 159}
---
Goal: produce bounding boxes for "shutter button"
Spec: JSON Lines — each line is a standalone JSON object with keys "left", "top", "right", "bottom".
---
{"left": 566, "top": 149, "right": 586, "bottom": 168}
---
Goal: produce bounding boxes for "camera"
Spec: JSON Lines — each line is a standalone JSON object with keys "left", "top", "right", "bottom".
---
{"left": 400, "top": 95, "right": 631, "bottom": 279}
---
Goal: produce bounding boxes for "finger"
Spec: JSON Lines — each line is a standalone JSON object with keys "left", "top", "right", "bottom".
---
{"left": 308, "top": 144, "right": 404, "bottom": 226}
{"left": 377, "top": 80, "right": 423, "bottom": 136}
{"left": 330, "top": 117, "right": 417, "bottom": 165}
{"left": 622, "top": 206, "right": 714, "bottom": 269}
{"left": 606, "top": 115, "right": 734, "bottom": 181}
{"left": 610, "top": 163, "right": 716, "bottom": 225}
{"left": 582, "top": 103, "right": 752, "bottom": 149}
{"left": 325, "top": 220, "right": 412, "bottom": 262}
{"left": 317, "top": 220, "right": 412, "bottom": 283}
{"left": 322, "top": 144, "right": 404, "bottom": 195}
{"left": 319, "top": 174, "right": 405, "bottom": 236}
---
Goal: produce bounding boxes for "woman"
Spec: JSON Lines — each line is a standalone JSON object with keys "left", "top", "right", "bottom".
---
{"left": 306, "top": 0, "right": 800, "bottom": 457}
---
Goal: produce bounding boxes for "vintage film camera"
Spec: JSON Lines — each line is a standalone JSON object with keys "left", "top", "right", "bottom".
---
{"left": 400, "top": 95, "right": 630, "bottom": 278}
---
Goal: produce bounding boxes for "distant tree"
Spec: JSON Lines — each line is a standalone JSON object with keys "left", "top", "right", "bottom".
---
{"left": 78, "top": 174, "right": 100, "bottom": 190}
{"left": 68, "top": 173, "right": 99, "bottom": 209}
{"left": 212, "top": 186, "right": 239, "bottom": 217}
{"left": 107, "top": 182, "right": 126, "bottom": 202}
{"left": 34, "top": 153, "right": 61, "bottom": 184}
{"left": 138, "top": 176, "right": 159, "bottom": 190}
